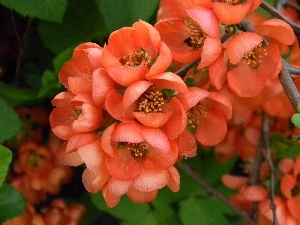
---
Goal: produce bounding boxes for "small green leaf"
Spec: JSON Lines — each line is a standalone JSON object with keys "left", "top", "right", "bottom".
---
{"left": 96, "top": 0, "right": 159, "bottom": 33}
{"left": 0, "top": 97, "right": 21, "bottom": 144}
{"left": 0, "top": 183, "right": 26, "bottom": 223}
{"left": 39, "top": 70, "right": 62, "bottom": 98}
{"left": 0, "top": 0, "right": 67, "bottom": 22}
{"left": 0, "top": 146, "right": 12, "bottom": 187}
{"left": 291, "top": 113, "right": 300, "bottom": 129}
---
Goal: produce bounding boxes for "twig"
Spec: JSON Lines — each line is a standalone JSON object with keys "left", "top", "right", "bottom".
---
{"left": 289, "top": 65, "right": 300, "bottom": 75}
{"left": 275, "top": 0, "right": 286, "bottom": 11}
{"left": 10, "top": 11, "right": 32, "bottom": 84}
{"left": 285, "top": 1, "right": 300, "bottom": 12}
{"left": 261, "top": 113, "right": 279, "bottom": 225}
{"left": 177, "top": 162, "right": 256, "bottom": 225}
{"left": 260, "top": 1, "right": 300, "bottom": 34}
{"left": 175, "top": 60, "right": 199, "bottom": 78}
{"left": 279, "top": 59, "right": 300, "bottom": 109}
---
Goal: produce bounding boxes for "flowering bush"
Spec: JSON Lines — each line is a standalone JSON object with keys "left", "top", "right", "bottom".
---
{"left": 1, "top": 0, "right": 300, "bottom": 224}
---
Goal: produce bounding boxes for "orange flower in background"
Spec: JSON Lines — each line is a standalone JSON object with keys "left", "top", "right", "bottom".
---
{"left": 281, "top": 156, "right": 300, "bottom": 222}
{"left": 177, "top": 87, "right": 232, "bottom": 146}
{"left": 11, "top": 141, "right": 72, "bottom": 204}
{"left": 101, "top": 20, "right": 172, "bottom": 86}
{"left": 213, "top": 0, "right": 262, "bottom": 24}
{"left": 155, "top": 7, "right": 222, "bottom": 68}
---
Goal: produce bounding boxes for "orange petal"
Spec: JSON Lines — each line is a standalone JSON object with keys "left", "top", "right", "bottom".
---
{"left": 176, "top": 87, "right": 209, "bottom": 111}
{"left": 132, "top": 111, "right": 172, "bottom": 128}
{"left": 127, "top": 187, "right": 157, "bottom": 203}
{"left": 162, "top": 97, "right": 187, "bottom": 140}
{"left": 241, "top": 186, "right": 268, "bottom": 201}
{"left": 123, "top": 80, "right": 153, "bottom": 109}
{"left": 227, "top": 32, "right": 263, "bottom": 64}
{"left": 111, "top": 122, "right": 144, "bottom": 143}
{"left": 197, "top": 36, "right": 222, "bottom": 69}
{"left": 227, "top": 62, "right": 265, "bottom": 97}
{"left": 195, "top": 110, "right": 227, "bottom": 146}
{"left": 133, "top": 168, "right": 169, "bottom": 192}
{"left": 280, "top": 174, "right": 296, "bottom": 199}
{"left": 222, "top": 174, "right": 248, "bottom": 189}
{"left": 186, "top": 7, "right": 220, "bottom": 38}
{"left": 287, "top": 195, "right": 300, "bottom": 220}
{"left": 213, "top": 1, "right": 252, "bottom": 24}
{"left": 167, "top": 166, "right": 180, "bottom": 192}
{"left": 92, "top": 68, "right": 116, "bottom": 106}
{"left": 151, "top": 72, "right": 189, "bottom": 94}
{"left": 105, "top": 89, "right": 134, "bottom": 123}
{"left": 82, "top": 168, "right": 109, "bottom": 193}
{"left": 256, "top": 19, "right": 295, "bottom": 45}
{"left": 56, "top": 142, "right": 83, "bottom": 166}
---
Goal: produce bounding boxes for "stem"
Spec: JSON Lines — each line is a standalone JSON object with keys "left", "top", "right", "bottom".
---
{"left": 177, "top": 162, "right": 256, "bottom": 225}
{"left": 260, "top": 1, "right": 300, "bottom": 34}
{"left": 279, "top": 59, "right": 300, "bottom": 109}
{"left": 261, "top": 113, "right": 279, "bottom": 225}
{"left": 289, "top": 65, "right": 300, "bottom": 75}
{"left": 175, "top": 60, "right": 199, "bottom": 78}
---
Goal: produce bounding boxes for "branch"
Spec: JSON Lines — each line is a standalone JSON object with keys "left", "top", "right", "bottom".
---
{"left": 177, "top": 162, "right": 256, "bottom": 225}
{"left": 175, "top": 60, "right": 199, "bottom": 78}
{"left": 279, "top": 59, "right": 300, "bottom": 109}
{"left": 285, "top": 1, "right": 300, "bottom": 12}
{"left": 261, "top": 113, "right": 279, "bottom": 225}
{"left": 289, "top": 65, "right": 300, "bottom": 75}
{"left": 260, "top": 1, "right": 300, "bottom": 34}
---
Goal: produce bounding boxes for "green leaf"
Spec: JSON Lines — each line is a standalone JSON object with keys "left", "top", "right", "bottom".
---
{"left": 90, "top": 193, "right": 150, "bottom": 221}
{"left": 0, "top": 97, "right": 21, "bottom": 144}
{"left": 39, "top": 70, "right": 62, "bottom": 99}
{"left": 0, "top": 0, "right": 67, "bottom": 22}
{"left": 291, "top": 113, "right": 300, "bottom": 129}
{"left": 96, "top": 0, "right": 159, "bottom": 33}
{"left": 0, "top": 183, "right": 26, "bottom": 223}
{"left": 179, "top": 197, "right": 233, "bottom": 225}
{"left": 0, "top": 81, "right": 42, "bottom": 107}
{"left": 0, "top": 146, "right": 12, "bottom": 187}
{"left": 39, "top": 0, "right": 107, "bottom": 54}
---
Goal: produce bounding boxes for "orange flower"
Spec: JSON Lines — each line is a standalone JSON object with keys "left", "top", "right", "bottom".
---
{"left": 101, "top": 20, "right": 172, "bottom": 86}
{"left": 50, "top": 92, "right": 104, "bottom": 140}
{"left": 177, "top": 87, "right": 232, "bottom": 146}
{"left": 213, "top": 0, "right": 262, "bottom": 24}
{"left": 225, "top": 31, "right": 282, "bottom": 97}
{"left": 281, "top": 156, "right": 300, "bottom": 221}
{"left": 11, "top": 141, "right": 72, "bottom": 204}
{"left": 155, "top": 7, "right": 222, "bottom": 68}
{"left": 100, "top": 122, "right": 179, "bottom": 207}
{"left": 105, "top": 72, "right": 188, "bottom": 140}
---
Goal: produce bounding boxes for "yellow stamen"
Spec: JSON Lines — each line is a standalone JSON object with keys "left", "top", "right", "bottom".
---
{"left": 243, "top": 43, "right": 267, "bottom": 68}
{"left": 137, "top": 90, "right": 165, "bottom": 113}
{"left": 120, "top": 50, "right": 152, "bottom": 68}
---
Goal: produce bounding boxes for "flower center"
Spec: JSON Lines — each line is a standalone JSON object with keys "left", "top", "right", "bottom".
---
{"left": 243, "top": 43, "right": 267, "bottom": 68}
{"left": 187, "top": 103, "right": 208, "bottom": 128}
{"left": 26, "top": 150, "right": 45, "bottom": 168}
{"left": 218, "top": 0, "right": 242, "bottom": 5}
{"left": 136, "top": 90, "right": 165, "bottom": 113}
{"left": 184, "top": 20, "right": 207, "bottom": 49}
{"left": 128, "top": 142, "right": 148, "bottom": 158}
{"left": 119, "top": 49, "right": 152, "bottom": 68}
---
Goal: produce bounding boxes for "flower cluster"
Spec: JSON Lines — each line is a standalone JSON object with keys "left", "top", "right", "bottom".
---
{"left": 49, "top": 0, "right": 300, "bottom": 219}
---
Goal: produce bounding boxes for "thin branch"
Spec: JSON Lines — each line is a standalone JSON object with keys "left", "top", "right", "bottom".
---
{"left": 260, "top": 1, "right": 300, "bottom": 34}
{"left": 289, "top": 65, "right": 300, "bottom": 75}
{"left": 177, "top": 162, "right": 256, "bottom": 225}
{"left": 275, "top": 0, "right": 286, "bottom": 11}
{"left": 175, "top": 60, "right": 199, "bottom": 78}
{"left": 285, "top": 1, "right": 300, "bottom": 12}
{"left": 279, "top": 59, "right": 300, "bottom": 109}
{"left": 10, "top": 11, "right": 32, "bottom": 84}
{"left": 261, "top": 113, "right": 279, "bottom": 225}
